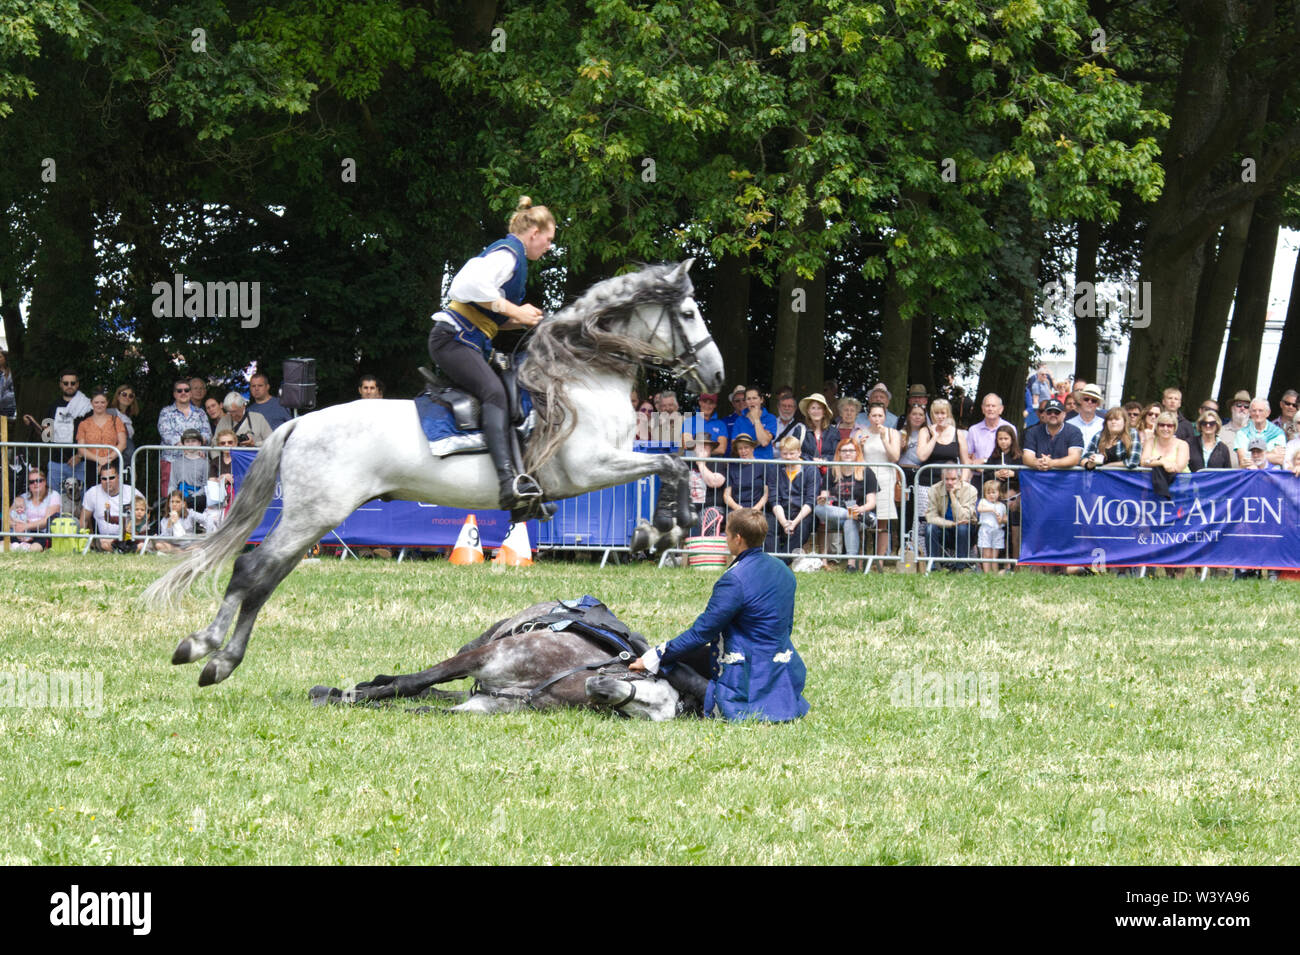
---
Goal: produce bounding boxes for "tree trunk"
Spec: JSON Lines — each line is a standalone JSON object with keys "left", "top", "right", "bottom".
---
{"left": 772, "top": 267, "right": 799, "bottom": 399}
{"left": 878, "top": 267, "right": 908, "bottom": 419}
{"left": 1122, "top": 1, "right": 1248, "bottom": 397}
{"left": 20, "top": 184, "right": 97, "bottom": 426}
{"left": 792, "top": 265, "right": 825, "bottom": 399}
{"left": 710, "top": 251, "right": 750, "bottom": 392}
{"left": 1219, "top": 195, "right": 1281, "bottom": 402}
{"left": 907, "top": 311, "right": 934, "bottom": 399}
{"left": 1267, "top": 250, "right": 1300, "bottom": 408}
{"left": 1073, "top": 218, "right": 1099, "bottom": 383}
{"left": 976, "top": 259, "right": 1038, "bottom": 430}
{"left": 1187, "top": 204, "right": 1253, "bottom": 406}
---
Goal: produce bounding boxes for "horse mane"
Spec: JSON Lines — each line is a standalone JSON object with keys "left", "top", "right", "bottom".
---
{"left": 518, "top": 263, "right": 693, "bottom": 474}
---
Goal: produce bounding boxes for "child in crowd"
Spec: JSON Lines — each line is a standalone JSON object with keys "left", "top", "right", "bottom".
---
{"left": 129, "top": 494, "right": 155, "bottom": 553}
{"left": 169, "top": 428, "right": 210, "bottom": 506}
{"left": 977, "top": 479, "right": 1008, "bottom": 574}
{"left": 153, "top": 489, "right": 216, "bottom": 552}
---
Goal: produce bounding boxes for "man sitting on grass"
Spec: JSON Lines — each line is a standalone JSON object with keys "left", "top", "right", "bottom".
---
{"left": 630, "top": 508, "right": 809, "bottom": 722}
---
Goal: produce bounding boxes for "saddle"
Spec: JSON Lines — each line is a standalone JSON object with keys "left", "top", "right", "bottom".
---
{"left": 416, "top": 359, "right": 554, "bottom": 522}
{"left": 495, "top": 596, "right": 651, "bottom": 658}
{"left": 418, "top": 356, "right": 529, "bottom": 435}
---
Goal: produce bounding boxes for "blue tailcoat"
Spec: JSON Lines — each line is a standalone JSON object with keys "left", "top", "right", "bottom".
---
{"left": 654, "top": 548, "right": 810, "bottom": 722}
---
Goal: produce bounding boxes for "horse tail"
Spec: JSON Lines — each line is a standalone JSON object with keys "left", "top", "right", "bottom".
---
{"left": 143, "top": 418, "right": 300, "bottom": 609}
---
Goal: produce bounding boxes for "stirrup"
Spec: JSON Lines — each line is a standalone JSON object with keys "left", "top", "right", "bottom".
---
{"left": 512, "top": 473, "right": 543, "bottom": 500}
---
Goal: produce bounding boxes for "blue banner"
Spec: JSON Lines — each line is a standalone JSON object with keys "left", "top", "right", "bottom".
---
{"left": 229, "top": 451, "right": 532, "bottom": 548}
{"left": 1019, "top": 469, "right": 1300, "bottom": 569}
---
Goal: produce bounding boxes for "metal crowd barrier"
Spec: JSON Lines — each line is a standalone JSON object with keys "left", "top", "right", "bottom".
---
{"left": 533, "top": 476, "right": 650, "bottom": 566}
{"left": 2, "top": 442, "right": 127, "bottom": 551}
{"left": 910, "top": 461, "right": 1018, "bottom": 574}
{"left": 130, "top": 444, "right": 238, "bottom": 551}
{"left": 655, "top": 454, "right": 911, "bottom": 572}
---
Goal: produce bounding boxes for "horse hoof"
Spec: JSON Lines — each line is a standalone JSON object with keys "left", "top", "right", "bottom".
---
{"left": 172, "top": 635, "right": 215, "bottom": 665}
{"left": 198, "top": 657, "right": 235, "bottom": 687}
{"left": 309, "top": 685, "right": 343, "bottom": 706}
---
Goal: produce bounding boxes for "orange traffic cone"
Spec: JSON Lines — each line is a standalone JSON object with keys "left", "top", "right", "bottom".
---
{"left": 449, "top": 514, "right": 485, "bottom": 564}
{"left": 492, "top": 521, "right": 533, "bottom": 567}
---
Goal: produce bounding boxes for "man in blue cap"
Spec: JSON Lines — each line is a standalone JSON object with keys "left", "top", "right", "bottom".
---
{"left": 630, "top": 508, "right": 810, "bottom": 722}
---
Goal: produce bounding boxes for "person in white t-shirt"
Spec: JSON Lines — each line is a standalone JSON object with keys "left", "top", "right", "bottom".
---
{"left": 79, "top": 463, "right": 137, "bottom": 551}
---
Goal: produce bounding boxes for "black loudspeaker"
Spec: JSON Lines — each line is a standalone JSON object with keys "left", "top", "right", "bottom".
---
{"left": 280, "top": 357, "right": 316, "bottom": 411}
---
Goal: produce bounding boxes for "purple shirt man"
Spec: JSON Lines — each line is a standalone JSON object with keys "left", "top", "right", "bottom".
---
{"left": 967, "top": 393, "right": 1015, "bottom": 462}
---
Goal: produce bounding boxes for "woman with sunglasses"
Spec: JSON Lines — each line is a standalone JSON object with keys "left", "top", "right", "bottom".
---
{"left": 7, "top": 467, "right": 61, "bottom": 550}
{"left": 1138, "top": 402, "right": 1162, "bottom": 451}
{"left": 1141, "top": 411, "right": 1190, "bottom": 474}
{"left": 1188, "top": 410, "right": 1232, "bottom": 470}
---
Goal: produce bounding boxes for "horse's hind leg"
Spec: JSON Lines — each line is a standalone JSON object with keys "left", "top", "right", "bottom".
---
{"left": 172, "top": 591, "right": 242, "bottom": 665}
{"left": 197, "top": 519, "right": 332, "bottom": 687}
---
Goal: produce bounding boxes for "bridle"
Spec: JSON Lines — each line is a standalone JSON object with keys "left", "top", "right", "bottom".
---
{"left": 639, "top": 300, "right": 715, "bottom": 383}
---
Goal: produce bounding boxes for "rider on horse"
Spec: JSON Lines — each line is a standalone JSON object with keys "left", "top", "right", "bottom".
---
{"left": 428, "top": 196, "right": 556, "bottom": 516}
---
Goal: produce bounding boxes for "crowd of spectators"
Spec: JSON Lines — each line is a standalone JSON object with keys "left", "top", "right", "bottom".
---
{"left": 6, "top": 357, "right": 1300, "bottom": 574}
{"left": 1, "top": 361, "right": 335, "bottom": 553}
{"left": 643, "top": 373, "right": 1300, "bottom": 574}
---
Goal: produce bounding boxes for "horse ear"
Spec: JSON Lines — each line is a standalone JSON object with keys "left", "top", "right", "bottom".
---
{"left": 667, "top": 258, "right": 695, "bottom": 285}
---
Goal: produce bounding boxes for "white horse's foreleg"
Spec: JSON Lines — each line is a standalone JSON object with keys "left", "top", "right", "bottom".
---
{"left": 548, "top": 447, "right": 692, "bottom": 517}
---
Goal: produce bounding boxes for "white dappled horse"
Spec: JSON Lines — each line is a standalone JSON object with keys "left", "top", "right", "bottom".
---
{"left": 146, "top": 260, "right": 724, "bottom": 686}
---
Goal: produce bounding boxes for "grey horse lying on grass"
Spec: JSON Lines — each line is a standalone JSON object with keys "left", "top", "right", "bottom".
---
{"left": 310, "top": 598, "right": 709, "bottom": 721}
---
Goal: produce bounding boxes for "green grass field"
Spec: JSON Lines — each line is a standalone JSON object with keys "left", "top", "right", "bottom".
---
{"left": 1, "top": 554, "right": 1296, "bottom": 865}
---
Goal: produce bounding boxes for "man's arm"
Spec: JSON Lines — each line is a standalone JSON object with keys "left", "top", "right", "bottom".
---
{"left": 636, "top": 573, "right": 745, "bottom": 673}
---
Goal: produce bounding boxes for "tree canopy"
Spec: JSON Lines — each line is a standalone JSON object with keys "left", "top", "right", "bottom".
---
{"left": 1, "top": 0, "right": 1297, "bottom": 433}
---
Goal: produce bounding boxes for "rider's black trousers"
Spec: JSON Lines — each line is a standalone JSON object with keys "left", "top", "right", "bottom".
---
{"left": 428, "top": 323, "right": 508, "bottom": 413}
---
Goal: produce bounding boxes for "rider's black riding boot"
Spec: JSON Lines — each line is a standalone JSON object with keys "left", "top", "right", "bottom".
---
{"left": 481, "top": 403, "right": 539, "bottom": 513}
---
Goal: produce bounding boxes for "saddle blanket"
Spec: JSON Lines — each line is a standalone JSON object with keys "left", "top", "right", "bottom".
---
{"left": 415, "top": 390, "right": 536, "bottom": 459}
{"left": 416, "top": 394, "right": 486, "bottom": 458}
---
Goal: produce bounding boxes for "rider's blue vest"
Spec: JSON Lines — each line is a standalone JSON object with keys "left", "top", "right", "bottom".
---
{"left": 451, "top": 234, "right": 527, "bottom": 336}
